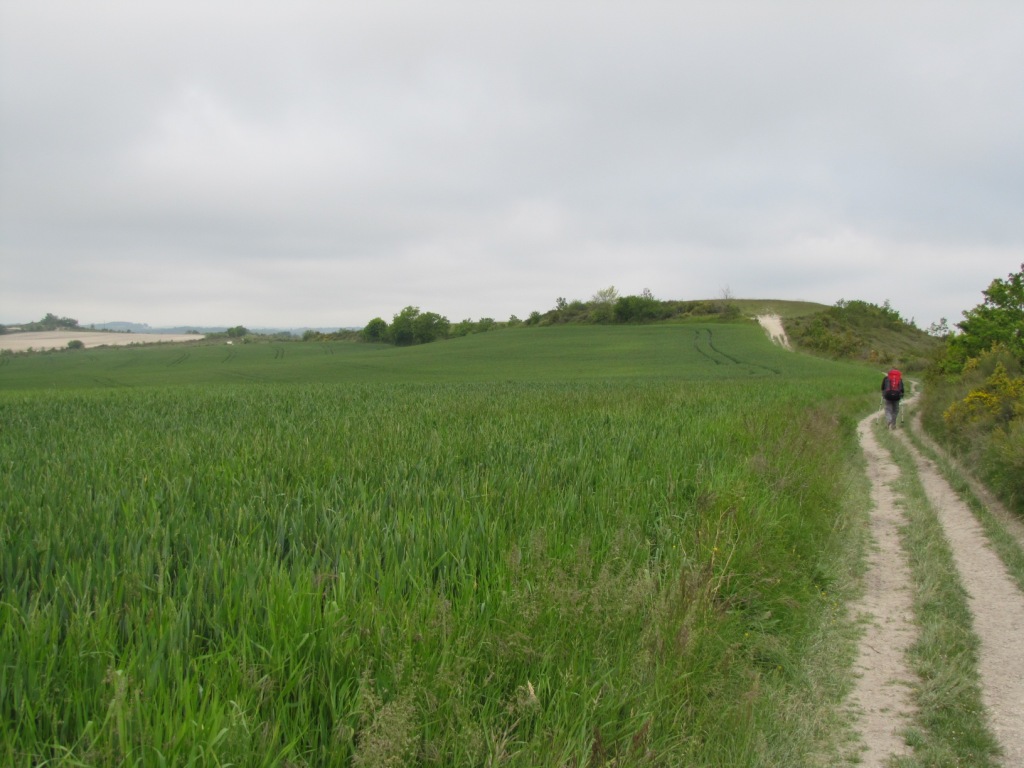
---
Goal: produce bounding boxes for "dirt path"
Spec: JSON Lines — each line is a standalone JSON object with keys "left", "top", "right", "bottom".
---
{"left": 848, "top": 411, "right": 917, "bottom": 766}
{"left": 850, "top": 400, "right": 1024, "bottom": 765}
{"left": 892, "top": 425, "right": 1024, "bottom": 766}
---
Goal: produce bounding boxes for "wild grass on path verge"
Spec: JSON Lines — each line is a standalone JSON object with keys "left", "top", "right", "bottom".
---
{"left": 874, "top": 422, "right": 1001, "bottom": 768}
{"left": 1, "top": 378, "right": 871, "bottom": 766}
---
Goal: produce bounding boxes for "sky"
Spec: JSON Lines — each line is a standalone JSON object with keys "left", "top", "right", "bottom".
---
{"left": 2, "top": 2, "right": 1023, "bottom": 330}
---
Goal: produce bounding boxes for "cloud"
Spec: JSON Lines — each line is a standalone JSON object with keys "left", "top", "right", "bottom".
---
{"left": 2, "top": 2, "right": 1023, "bottom": 329}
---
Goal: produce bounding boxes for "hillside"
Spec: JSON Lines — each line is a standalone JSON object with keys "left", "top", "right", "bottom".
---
{"left": 775, "top": 299, "right": 942, "bottom": 370}
{"left": 0, "top": 321, "right": 874, "bottom": 391}
{"left": 351, "top": 295, "right": 937, "bottom": 375}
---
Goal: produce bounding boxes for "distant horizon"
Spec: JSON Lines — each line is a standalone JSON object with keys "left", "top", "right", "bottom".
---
{"left": 1, "top": 317, "right": 361, "bottom": 332}
{"left": 0, "top": 293, "right": 939, "bottom": 333}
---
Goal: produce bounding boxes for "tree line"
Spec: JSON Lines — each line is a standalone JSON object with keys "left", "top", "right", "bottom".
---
{"left": 351, "top": 288, "right": 742, "bottom": 347}
{"left": 0, "top": 312, "right": 81, "bottom": 334}
{"left": 922, "top": 263, "right": 1024, "bottom": 515}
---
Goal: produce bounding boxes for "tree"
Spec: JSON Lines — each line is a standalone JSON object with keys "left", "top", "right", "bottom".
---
{"left": 412, "top": 311, "right": 450, "bottom": 344}
{"left": 226, "top": 325, "right": 249, "bottom": 338}
{"left": 67, "top": 339, "right": 85, "bottom": 350}
{"left": 614, "top": 294, "right": 660, "bottom": 323}
{"left": 362, "top": 317, "right": 388, "bottom": 342}
{"left": 945, "top": 263, "right": 1024, "bottom": 370}
{"left": 591, "top": 286, "right": 619, "bottom": 323}
{"left": 29, "top": 313, "right": 79, "bottom": 331}
{"left": 390, "top": 306, "right": 420, "bottom": 346}
{"left": 450, "top": 319, "right": 475, "bottom": 337}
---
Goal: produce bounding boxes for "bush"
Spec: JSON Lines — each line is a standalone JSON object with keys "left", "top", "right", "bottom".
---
{"left": 924, "top": 346, "right": 1024, "bottom": 513}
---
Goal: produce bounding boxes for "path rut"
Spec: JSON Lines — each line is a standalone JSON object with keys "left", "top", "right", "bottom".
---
{"left": 848, "top": 412, "right": 917, "bottom": 766}
{"left": 892, "top": 426, "right": 1024, "bottom": 766}
{"left": 850, "top": 399, "right": 1024, "bottom": 766}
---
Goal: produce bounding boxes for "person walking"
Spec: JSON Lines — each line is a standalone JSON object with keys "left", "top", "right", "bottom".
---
{"left": 881, "top": 368, "right": 905, "bottom": 429}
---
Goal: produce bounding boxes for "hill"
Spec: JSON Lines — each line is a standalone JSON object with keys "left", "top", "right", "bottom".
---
{"left": 775, "top": 299, "right": 942, "bottom": 371}
{"left": 0, "top": 320, "right": 873, "bottom": 391}
{"left": 731, "top": 298, "right": 831, "bottom": 318}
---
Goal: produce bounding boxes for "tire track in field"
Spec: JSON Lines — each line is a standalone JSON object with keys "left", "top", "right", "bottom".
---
{"left": 706, "top": 328, "right": 781, "bottom": 374}
{"left": 692, "top": 329, "right": 724, "bottom": 365}
{"left": 692, "top": 328, "right": 781, "bottom": 374}
{"left": 892, "top": 424, "right": 1024, "bottom": 765}
{"left": 849, "top": 411, "right": 917, "bottom": 766}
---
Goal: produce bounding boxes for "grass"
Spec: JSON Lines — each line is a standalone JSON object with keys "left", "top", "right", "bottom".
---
{"left": 0, "top": 321, "right": 864, "bottom": 390}
{"left": 875, "top": 421, "right": 1002, "bottom": 767}
{"left": 730, "top": 299, "right": 830, "bottom": 319}
{"left": 0, "top": 323, "right": 880, "bottom": 765}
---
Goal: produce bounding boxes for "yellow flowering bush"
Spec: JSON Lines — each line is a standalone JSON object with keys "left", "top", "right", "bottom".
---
{"left": 943, "top": 362, "right": 1024, "bottom": 431}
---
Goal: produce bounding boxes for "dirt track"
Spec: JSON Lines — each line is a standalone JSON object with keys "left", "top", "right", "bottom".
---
{"left": 848, "top": 411, "right": 916, "bottom": 765}
{"left": 850, "top": 395, "right": 1024, "bottom": 766}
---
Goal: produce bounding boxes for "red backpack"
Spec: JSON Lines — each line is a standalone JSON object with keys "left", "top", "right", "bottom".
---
{"left": 883, "top": 369, "right": 903, "bottom": 401}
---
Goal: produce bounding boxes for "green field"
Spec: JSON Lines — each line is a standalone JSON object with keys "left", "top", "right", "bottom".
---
{"left": 2, "top": 322, "right": 847, "bottom": 390}
{"left": 1, "top": 323, "right": 878, "bottom": 766}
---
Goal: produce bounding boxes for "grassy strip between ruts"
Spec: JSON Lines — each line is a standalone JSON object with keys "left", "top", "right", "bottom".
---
{"left": 874, "top": 421, "right": 1002, "bottom": 768}
{"left": 903, "top": 423, "right": 1024, "bottom": 596}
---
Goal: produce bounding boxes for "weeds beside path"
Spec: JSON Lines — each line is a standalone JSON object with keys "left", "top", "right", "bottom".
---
{"left": 849, "top": 392, "right": 1024, "bottom": 766}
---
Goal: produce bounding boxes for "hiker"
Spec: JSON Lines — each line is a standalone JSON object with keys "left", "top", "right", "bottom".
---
{"left": 881, "top": 368, "right": 905, "bottom": 429}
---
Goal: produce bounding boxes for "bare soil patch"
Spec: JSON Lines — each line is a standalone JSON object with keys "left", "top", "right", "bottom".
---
{"left": 756, "top": 314, "right": 792, "bottom": 350}
{"left": 0, "top": 330, "right": 204, "bottom": 352}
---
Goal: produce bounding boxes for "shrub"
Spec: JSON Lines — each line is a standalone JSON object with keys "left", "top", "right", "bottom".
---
{"left": 926, "top": 346, "right": 1024, "bottom": 513}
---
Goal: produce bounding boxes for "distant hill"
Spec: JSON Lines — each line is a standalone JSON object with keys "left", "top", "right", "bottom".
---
{"left": 730, "top": 299, "right": 831, "bottom": 318}
{"left": 89, "top": 321, "right": 159, "bottom": 333}
{"left": 780, "top": 299, "right": 942, "bottom": 371}
{"left": 89, "top": 322, "right": 350, "bottom": 336}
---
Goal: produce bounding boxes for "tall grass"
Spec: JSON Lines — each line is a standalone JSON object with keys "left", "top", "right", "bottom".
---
{"left": 1, "top": 322, "right": 878, "bottom": 765}
{"left": 1, "top": 375, "right": 872, "bottom": 766}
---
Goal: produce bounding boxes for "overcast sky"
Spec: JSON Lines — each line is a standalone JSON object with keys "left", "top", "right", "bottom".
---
{"left": 2, "top": 2, "right": 1022, "bottom": 329}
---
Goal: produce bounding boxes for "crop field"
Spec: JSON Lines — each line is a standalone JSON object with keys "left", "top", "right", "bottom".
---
{"left": 3, "top": 322, "right": 844, "bottom": 390}
{"left": 1, "top": 323, "right": 878, "bottom": 766}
